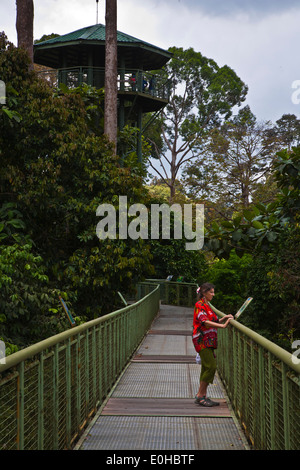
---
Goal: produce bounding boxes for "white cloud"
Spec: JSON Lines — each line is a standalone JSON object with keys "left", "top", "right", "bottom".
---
{"left": 142, "top": 5, "right": 300, "bottom": 122}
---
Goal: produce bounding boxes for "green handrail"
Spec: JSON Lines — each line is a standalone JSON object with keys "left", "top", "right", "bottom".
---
{"left": 1, "top": 280, "right": 299, "bottom": 450}
{"left": 210, "top": 303, "right": 300, "bottom": 450}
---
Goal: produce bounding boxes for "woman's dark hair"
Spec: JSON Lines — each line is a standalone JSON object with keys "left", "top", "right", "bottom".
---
{"left": 197, "top": 282, "right": 215, "bottom": 300}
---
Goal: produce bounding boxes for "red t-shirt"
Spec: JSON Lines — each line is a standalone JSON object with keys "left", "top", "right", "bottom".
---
{"left": 192, "top": 299, "right": 219, "bottom": 352}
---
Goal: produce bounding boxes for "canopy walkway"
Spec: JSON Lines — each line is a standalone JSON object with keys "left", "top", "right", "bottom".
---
{"left": 75, "top": 303, "right": 248, "bottom": 451}
{"left": 0, "top": 281, "right": 299, "bottom": 451}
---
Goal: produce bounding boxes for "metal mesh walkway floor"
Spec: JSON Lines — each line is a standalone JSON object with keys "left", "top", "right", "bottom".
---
{"left": 76, "top": 304, "right": 249, "bottom": 451}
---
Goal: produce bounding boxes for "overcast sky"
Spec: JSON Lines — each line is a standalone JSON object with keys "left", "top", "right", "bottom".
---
{"left": 1, "top": 0, "right": 300, "bottom": 124}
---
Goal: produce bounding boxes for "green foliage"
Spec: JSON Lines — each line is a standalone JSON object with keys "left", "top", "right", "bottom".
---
{"left": 0, "top": 83, "right": 22, "bottom": 125}
{"left": 34, "top": 33, "right": 60, "bottom": 44}
{"left": 146, "top": 190, "right": 208, "bottom": 283}
{"left": 205, "top": 146, "right": 300, "bottom": 259}
{"left": 0, "top": 242, "right": 63, "bottom": 347}
{"left": 275, "top": 114, "right": 300, "bottom": 150}
{"left": 205, "top": 201, "right": 287, "bottom": 258}
{"left": 0, "top": 33, "right": 154, "bottom": 349}
{"left": 204, "top": 146, "right": 300, "bottom": 348}
{"left": 183, "top": 105, "right": 281, "bottom": 217}
{"left": 273, "top": 147, "right": 300, "bottom": 222}
{"left": 150, "top": 236, "right": 207, "bottom": 283}
{"left": 265, "top": 228, "right": 300, "bottom": 349}
{"left": 166, "top": 46, "right": 248, "bottom": 126}
{"left": 0, "top": 202, "right": 27, "bottom": 244}
{"left": 57, "top": 83, "right": 105, "bottom": 136}
{"left": 0, "top": 201, "right": 74, "bottom": 349}
{"left": 243, "top": 251, "right": 295, "bottom": 349}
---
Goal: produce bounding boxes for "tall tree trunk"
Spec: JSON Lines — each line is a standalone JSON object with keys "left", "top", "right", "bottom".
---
{"left": 16, "top": 0, "right": 34, "bottom": 69}
{"left": 104, "top": 0, "right": 118, "bottom": 151}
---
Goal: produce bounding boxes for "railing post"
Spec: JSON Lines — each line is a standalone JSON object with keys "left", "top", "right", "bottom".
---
{"left": 176, "top": 284, "right": 180, "bottom": 305}
{"left": 268, "top": 351, "right": 276, "bottom": 449}
{"left": 282, "top": 363, "right": 290, "bottom": 450}
{"left": 114, "top": 318, "right": 119, "bottom": 379}
{"left": 38, "top": 352, "right": 44, "bottom": 450}
{"left": 85, "top": 330, "right": 89, "bottom": 417}
{"left": 237, "top": 334, "right": 242, "bottom": 419}
{"left": 66, "top": 338, "right": 72, "bottom": 449}
{"left": 75, "top": 333, "right": 81, "bottom": 435}
{"left": 97, "top": 325, "right": 103, "bottom": 401}
{"left": 242, "top": 336, "right": 249, "bottom": 437}
{"left": 91, "top": 327, "right": 97, "bottom": 410}
{"left": 232, "top": 329, "right": 238, "bottom": 411}
{"left": 17, "top": 362, "right": 24, "bottom": 450}
{"left": 87, "top": 51, "right": 93, "bottom": 86}
{"left": 103, "top": 323, "right": 108, "bottom": 393}
{"left": 188, "top": 286, "right": 192, "bottom": 307}
{"left": 250, "top": 341, "right": 255, "bottom": 445}
{"left": 165, "top": 283, "right": 169, "bottom": 304}
{"left": 137, "top": 284, "right": 141, "bottom": 300}
{"left": 53, "top": 344, "right": 59, "bottom": 449}
{"left": 258, "top": 346, "right": 266, "bottom": 449}
{"left": 137, "top": 71, "right": 143, "bottom": 92}
{"left": 78, "top": 66, "right": 83, "bottom": 86}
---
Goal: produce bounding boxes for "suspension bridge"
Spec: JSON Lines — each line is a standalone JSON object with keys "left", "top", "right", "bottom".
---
{"left": 0, "top": 281, "right": 299, "bottom": 452}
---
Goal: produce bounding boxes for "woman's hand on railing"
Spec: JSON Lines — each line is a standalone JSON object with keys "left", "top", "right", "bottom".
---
{"left": 220, "top": 314, "right": 234, "bottom": 328}
{"left": 204, "top": 314, "right": 234, "bottom": 329}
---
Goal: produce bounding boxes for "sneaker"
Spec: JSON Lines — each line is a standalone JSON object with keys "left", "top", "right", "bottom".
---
{"left": 205, "top": 397, "right": 220, "bottom": 406}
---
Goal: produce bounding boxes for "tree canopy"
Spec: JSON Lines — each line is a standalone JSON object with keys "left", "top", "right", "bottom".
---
{"left": 147, "top": 46, "right": 248, "bottom": 200}
{"left": 183, "top": 106, "right": 281, "bottom": 215}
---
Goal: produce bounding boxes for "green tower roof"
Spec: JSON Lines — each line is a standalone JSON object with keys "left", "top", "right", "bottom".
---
{"left": 34, "top": 24, "right": 172, "bottom": 70}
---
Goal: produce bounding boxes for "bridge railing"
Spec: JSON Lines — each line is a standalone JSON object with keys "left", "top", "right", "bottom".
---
{"left": 0, "top": 284, "right": 160, "bottom": 450}
{"left": 1, "top": 279, "right": 299, "bottom": 450}
{"left": 139, "top": 280, "right": 300, "bottom": 450}
{"left": 211, "top": 303, "right": 300, "bottom": 450}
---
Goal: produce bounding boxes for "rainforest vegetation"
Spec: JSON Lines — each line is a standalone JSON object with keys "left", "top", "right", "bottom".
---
{"left": 0, "top": 33, "right": 299, "bottom": 354}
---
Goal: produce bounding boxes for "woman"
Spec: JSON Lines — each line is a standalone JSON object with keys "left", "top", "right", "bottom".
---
{"left": 192, "top": 282, "right": 233, "bottom": 407}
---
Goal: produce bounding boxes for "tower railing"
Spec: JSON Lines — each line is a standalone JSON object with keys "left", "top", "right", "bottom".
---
{"left": 37, "top": 67, "right": 172, "bottom": 101}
